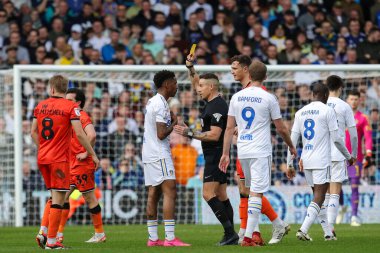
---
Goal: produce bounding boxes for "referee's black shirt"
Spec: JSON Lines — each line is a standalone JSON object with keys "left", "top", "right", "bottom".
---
{"left": 200, "top": 95, "right": 228, "bottom": 151}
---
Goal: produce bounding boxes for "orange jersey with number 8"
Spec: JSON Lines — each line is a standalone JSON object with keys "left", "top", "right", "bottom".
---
{"left": 33, "top": 97, "right": 80, "bottom": 164}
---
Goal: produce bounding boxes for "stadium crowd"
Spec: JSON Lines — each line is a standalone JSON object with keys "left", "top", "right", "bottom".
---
{"left": 0, "top": 0, "right": 379, "bottom": 189}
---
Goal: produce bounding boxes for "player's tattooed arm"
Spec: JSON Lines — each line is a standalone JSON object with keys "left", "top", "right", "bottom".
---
{"left": 186, "top": 53, "right": 199, "bottom": 90}
{"left": 30, "top": 118, "right": 39, "bottom": 149}
{"left": 156, "top": 112, "right": 178, "bottom": 140}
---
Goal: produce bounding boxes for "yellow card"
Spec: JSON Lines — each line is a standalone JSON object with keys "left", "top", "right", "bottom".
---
{"left": 189, "top": 44, "right": 197, "bottom": 55}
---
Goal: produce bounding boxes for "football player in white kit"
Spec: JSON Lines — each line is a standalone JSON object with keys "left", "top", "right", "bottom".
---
{"left": 142, "top": 70, "right": 190, "bottom": 247}
{"left": 286, "top": 83, "right": 355, "bottom": 241}
{"left": 325, "top": 75, "right": 358, "bottom": 237}
{"left": 219, "top": 60, "right": 297, "bottom": 247}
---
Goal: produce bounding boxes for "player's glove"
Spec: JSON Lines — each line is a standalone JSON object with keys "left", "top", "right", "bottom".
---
{"left": 363, "top": 153, "right": 373, "bottom": 168}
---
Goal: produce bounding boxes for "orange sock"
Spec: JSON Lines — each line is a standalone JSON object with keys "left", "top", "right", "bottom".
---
{"left": 58, "top": 203, "right": 70, "bottom": 234}
{"left": 90, "top": 204, "right": 104, "bottom": 233}
{"left": 239, "top": 196, "right": 248, "bottom": 229}
{"left": 41, "top": 198, "right": 52, "bottom": 228}
{"left": 48, "top": 204, "right": 63, "bottom": 239}
{"left": 261, "top": 196, "right": 278, "bottom": 221}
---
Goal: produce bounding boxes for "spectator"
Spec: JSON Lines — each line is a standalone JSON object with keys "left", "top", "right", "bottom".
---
{"left": 37, "top": 26, "right": 53, "bottom": 52}
{"left": 342, "top": 0, "right": 364, "bottom": 23}
{"left": 335, "top": 36, "right": 348, "bottom": 64}
{"left": 146, "top": 11, "right": 172, "bottom": 45}
{"left": 2, "top": 31, "right": 30, "bottom": 64}
{"left": 312, "top": 46, "right": 327, "bottom": 65}
{"left": 54, "top": 45, "right": 83, "bottom": 65}
{"left": 22, "top": 160, "right": 44, "bottom": 191}
{"left": 126, "top": 0, "right": 143, "bottom": 21}
{"left": 88, "top": 49, "right": 103, "bottom": 65}
{"left": 172, "top": 134, "right": 198, "bottom": 186}
{"left": 75, "top": 2, "right": 96, "bottom": 30}
{"left": 48, "top": 17, "right": 66, "bottom": 43}
{"left": 171, "top": 23, "right": 188, "bottom": 55}
{"left": 371, "top": 0, "right": 380, "bottom": 25}
{"left": 357, "top": 28, "right": 380, "bottom": 64}
{"left": 327, "top": 1, "right": 348, "bottom": 33}
{"left": 115, "top": 4, "right": 127, "bottom": 28}
{"left": 132, "top": 43, "right": 144, "bottom": 64}
{"left": 26, "top": 29, "right": 39, "bottom": 64}
{"left": 33, "top": 45, "right": 47, "bottom": 64}
{"left": 346, "top": 47, "right": 359, "bottom": 64}
{"left": 155, "top": 35, "right": 174, "bottom": 64}
{"left": 112, "top": 157, "right": 144, "bottom": 188}
{"left": 346, "top": 19, "right": 366, "bottom": 48}
{"left": 184, "top": 13, "right": 204, "bottom": 44}
{"left": 68, "top": 24, "right": 83, "bottom": 58}
{"left": 264, "top": 44, "right": 279, "bottom": 65}
{"left": 102, "top": 28, "right": 132, "bottom": 64}
{"left": 143, "top": 30, "right": 163, "bottom": 59}
{"left": 88, "top": 19, "right": 110, "bottom": 51}
{"left": 167, "top": 1, "right": 183, "bottom": 25}
{"left": 0, "top": 9, "right": 9, "bottom": 39}
{"left": 133, "top": 0, "right": 155, "bottom": 31}
{"left": 103, "top": 0, "right": 117, "bottom": 16}
{"left": 103, "top": 14, "right": 116, "bottom": 38}
{"left": 153, "top": 0, "right": 181, "bottom": 17}
{"left": 185, "top": 0, "right": 213, "bottom": 21}
{"left": 278, "top": 38, "right": 295, "bottom": 64}
{"left": 297, "top": 0, "right": 318, "bottom": 40}
{"left": 315, "top": 21, "right": 338, "bottom": 53}
{"left": 325, "top": 52, "right": 336, "bottom": 65}
{"left": 194, "top": 7, "right": 212, "bottom": 40}
{"left": 269, "top": 24, "right": 286, "bottom": 53}
{"left": 53, "top": 35, "right": 68, "bottom": 58}
{"left": 95, "top": 158, "right": 114, "bottom": 190}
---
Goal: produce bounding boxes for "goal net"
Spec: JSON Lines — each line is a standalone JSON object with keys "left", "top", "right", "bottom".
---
{"left": 1, "top": 65, "right": 380, "bottom": 227}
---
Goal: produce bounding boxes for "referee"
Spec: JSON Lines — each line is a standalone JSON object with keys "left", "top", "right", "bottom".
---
{"left": 174, "top": 54, "right": 238, "bottom": 246}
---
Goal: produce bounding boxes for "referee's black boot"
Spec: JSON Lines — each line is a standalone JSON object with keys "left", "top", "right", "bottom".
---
{"left": 217, "top": 232, "right": 239, "bottom": 246}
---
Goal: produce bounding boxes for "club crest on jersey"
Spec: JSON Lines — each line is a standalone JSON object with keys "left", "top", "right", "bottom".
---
{"left": 74, "top": 108, "right": 81, "bottom": 116}
{"left": 213, "top": 113, "right": 222, "bottom": 122}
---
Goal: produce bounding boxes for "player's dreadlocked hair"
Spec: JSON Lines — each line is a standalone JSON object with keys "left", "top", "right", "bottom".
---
{"left": 153, "top": 70, "right": 176, "bottom": 89}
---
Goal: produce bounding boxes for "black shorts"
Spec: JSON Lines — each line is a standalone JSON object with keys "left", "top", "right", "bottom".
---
{"left": 203, "top": 148, "right": 227, "bottom": 184}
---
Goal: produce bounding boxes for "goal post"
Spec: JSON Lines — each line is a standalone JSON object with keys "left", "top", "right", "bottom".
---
{"left": 7, "top": 64, "right": 380, "bottom": 227}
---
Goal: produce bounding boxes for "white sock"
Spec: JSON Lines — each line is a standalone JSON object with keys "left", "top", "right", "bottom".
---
{"left": 327, "top": 194, "right": 340, "bottom": 228}
{"left": 318, "top": 194, "right": 332, "bottom": 236}
{"left": 40, "top": 226, "right": 47, "bottom": 234}
{"left": 95, "top": 232, "right": 105, "bottom": 236}
{"left": 272, "top": 217, "right": 284, "bottom": 227}
{"left": 47, "top": 238, "right": 56, "bottom": 245}
{"left": 57, "top": 232, "right": 63, "bottom": 238}
{"left": 244, "top": 196, "right": 262, "bottom": 238}
{"left": 300, "top": 201, "right": 320, "bottom": 234}
{"left": 147, "top": 220, "right": 158, "bottom": 241}
{"left": 164, "top": 219, "right": 175, "bottom": 241}
{"left": 254, "top": 222, "right": 260, "bottom": 232}
{"left": 238, "top": 228, "right": 246, "bottom": 237}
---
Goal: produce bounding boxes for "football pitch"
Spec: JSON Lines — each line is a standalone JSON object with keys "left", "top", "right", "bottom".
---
{"left": 1, "top": 224, "right": 380, "bottom": 253}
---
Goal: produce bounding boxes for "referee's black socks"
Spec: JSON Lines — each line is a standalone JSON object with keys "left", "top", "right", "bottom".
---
{"left": 222, "top": 199, "right": 234, "bottom": 225}
{"left": 207, "top": 197, "right": 235, "bottom": 235}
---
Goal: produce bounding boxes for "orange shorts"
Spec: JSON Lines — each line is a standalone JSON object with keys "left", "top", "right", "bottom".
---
{"left": 38, "top": 162, "right": 70, "bottom": 191}
{"left": 236, "top": 159, "right": 245, "bottom": 180}
{"left": 70, "top": 165, "right": 95, "bottom": 193}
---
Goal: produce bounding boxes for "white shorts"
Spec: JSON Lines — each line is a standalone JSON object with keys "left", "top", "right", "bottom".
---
{"left": 304, "top": 167, "right": 330, "bottom": 187}
{"left": 240, "top": 156, "right": 272, "bottom": 193}
{"left": 143, "top": 158, "right": 176, "bottom": 186}
{"left": 330, "top": 161, "right": 348, "bottom": 183}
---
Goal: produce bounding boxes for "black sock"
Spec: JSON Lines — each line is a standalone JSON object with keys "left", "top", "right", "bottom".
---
{"left": 207, "top": 196, "right": 234, "bottom": 235}
{"left": 223, "top": 199, "right": 234, "bottom": 225}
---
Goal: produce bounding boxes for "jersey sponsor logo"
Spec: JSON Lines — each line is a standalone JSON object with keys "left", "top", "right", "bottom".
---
{"left": 240, "top": 134, "right": 253, "bottom": 141}
{"left": 305, "top": 144, "right": 313, "bottom": 150}
{"left": 327, "top": 102, "right": 336, "bottom": 108}
{"left": 213, "top": 113, "right": 222, "bottom": 122}
{"left": 74, "top": 108, "right": 81, "bottom": 117}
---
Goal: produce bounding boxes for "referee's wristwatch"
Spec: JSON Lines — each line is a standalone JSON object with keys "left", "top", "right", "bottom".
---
{"left": 186, "top": 129, "right": 194, "bottom": 139}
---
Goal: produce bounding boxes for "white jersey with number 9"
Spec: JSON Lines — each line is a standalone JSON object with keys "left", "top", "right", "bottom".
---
{"left": 228, "top": 86, "right": 282, "bottom": 159}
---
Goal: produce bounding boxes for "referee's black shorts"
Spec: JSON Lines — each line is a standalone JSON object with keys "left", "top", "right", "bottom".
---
{"left": 203, "top": 147, "right": 227, "bottom": 184}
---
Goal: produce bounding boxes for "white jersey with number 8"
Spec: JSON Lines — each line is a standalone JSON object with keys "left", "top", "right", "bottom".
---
{"left": 292, "top": 101, "right": 338, "bottom": 170}
{"left": 228, "top": 86, "right": 282, "bottom": 159}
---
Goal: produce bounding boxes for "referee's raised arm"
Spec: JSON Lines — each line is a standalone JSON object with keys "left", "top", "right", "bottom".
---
{"left": 185, "top": 53, "right": 199, "bottom": 91}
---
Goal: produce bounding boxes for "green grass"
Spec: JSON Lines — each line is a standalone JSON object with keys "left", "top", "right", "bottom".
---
{"left": 1, "top": 224, "right": 380, "bottom": 253}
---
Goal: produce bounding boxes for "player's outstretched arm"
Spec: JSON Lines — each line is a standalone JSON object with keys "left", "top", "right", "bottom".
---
{"left": 186, "top": 53, "right": 199, "bottom": 90}
{"left": 174, "top": 124, "right": 222, "bottom": 142}
{"left": 273, "top": 119, "right": 297, "bottom": 157}
{"left": 157, "top": 111, "right": 178, "bottom": 140}
{"left": 72, "top": 120, "right": 99, "bottom": 168}
{"left": 219, "top": 116, "right": 236, "bottom": 173}
{"left": 30, "top": 118, "right": 39, "bottom": 149}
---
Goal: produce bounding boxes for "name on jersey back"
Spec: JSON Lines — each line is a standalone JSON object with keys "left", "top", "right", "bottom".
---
{"left": 301, "top": 110, "right": 319, "bottom": 116}
{"left": 237, "top": 96, "right": 262, "bottom": 103}
{"left": 35, "top": 108, "right": 65, "bottom": 116}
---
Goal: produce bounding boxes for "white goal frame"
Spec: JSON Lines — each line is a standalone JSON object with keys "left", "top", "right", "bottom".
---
{"left": 13, "top": 64, "right": 380, "bottom": 227}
